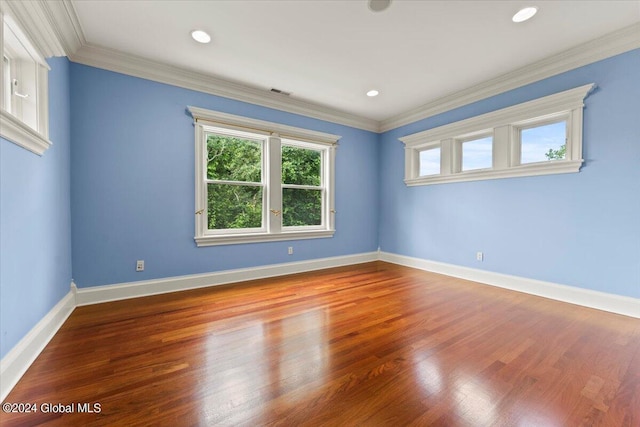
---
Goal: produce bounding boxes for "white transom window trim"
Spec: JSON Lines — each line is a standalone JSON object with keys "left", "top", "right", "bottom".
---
{"left": 188, "top": 106, "right": 339, "bottom": 247}
{"left": 400, "top": 83, "right": 595, "bottom": 186}
{"left": 0, "top": 9, "right": 51, "bottom": 155}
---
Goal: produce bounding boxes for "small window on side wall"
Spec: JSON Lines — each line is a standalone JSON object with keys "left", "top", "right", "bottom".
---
{"left": 518, "top": 120, "right": 567, "bottom": 165}
{"left": 460, "top": 135, "right": 493, "bottom": 172}
{"left": 400, "top": 83, "right": 594, "bottom": 186}
{"left": 419, "top": 147, "right": 440, "bottom": 176}
{"left": 0, "top": 12, "right": 51, "bottom": 155}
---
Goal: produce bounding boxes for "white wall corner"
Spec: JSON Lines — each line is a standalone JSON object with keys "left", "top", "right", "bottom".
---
{"left": 378, "top": 251, "right": 640, "bottom": 319}
{"left": 0, "top": 288, "right": 76, "bottom": 402}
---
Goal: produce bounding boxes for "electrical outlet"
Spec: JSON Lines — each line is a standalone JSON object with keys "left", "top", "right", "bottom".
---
{"left": 288, "top": 246, "right": 293, "bottom": 255}
{"left": 476, "top": 252, "right": 483, "bottom": 262}
{"left": 136, "top": 260, "right": 144, "bottom": 271}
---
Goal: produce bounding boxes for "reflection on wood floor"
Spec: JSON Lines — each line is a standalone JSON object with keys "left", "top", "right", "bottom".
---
{"left": 2, "top": 261, "right": 639, "bottom": 426}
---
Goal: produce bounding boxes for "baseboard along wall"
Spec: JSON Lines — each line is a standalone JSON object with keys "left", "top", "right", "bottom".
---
{"left": 2, "top": 250, "right": 638, "bottom": 402}
{"left": 0, "top": 290, "right": 76, "bottom": 402}
{"left": 378, "top": 252, "right": 640, "bottom": 319}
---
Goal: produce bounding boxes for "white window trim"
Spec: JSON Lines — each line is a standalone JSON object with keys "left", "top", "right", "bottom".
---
{"left": 400, "top": 83, "right": 595, "bottom": 186}
{"left": 188, "top": 106, "right": 339, "bottom": 247}
{"left": 0, "top": 10, "right": 51, "bottom": 155}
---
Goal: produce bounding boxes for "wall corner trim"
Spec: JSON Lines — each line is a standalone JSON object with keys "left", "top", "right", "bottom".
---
{"left": 379, "top": 252, "right": 640, "bottom": 319}
{"left": 0, "top": 287, "right": 76, "bottom": 402}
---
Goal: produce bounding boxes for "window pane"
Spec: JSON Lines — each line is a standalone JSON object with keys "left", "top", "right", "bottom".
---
{"left": 462, "top": 136, "right": 492, "bottom": 171}
{"left": 207, "top": 135, "right": 262, "bottom": 182}
{"left": 282, "top": 145, "right": 321, "bottom": 186}
{"left": 282, "top": 188, "right": 322, "bottom": 227}
{"left": 3, "top": 56, "right": 11, "bottom": 113}
{"left": 419, "top": 148, "right": 440, "bottom": 176}
{"left": 207, "top": 184, "right": 262, "bottom": 230}
{"left": 521, "top": 121, "right": 567, "bottom": 164}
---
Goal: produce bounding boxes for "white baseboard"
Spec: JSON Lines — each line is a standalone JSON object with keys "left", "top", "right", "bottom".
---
{"left": 0, "top": 252, "right": 378, "bottom": 401}
{"left": 75, "top": 251, "right": 379, "bottom": 306}
{"left": 3, "top": 249, "right": 637, "bottom": 403}
{"left": 379, "top": 251, "right": 640, "bottom": 319}
{"left": 0, "top": 286, "right": 76, "bottom": 402}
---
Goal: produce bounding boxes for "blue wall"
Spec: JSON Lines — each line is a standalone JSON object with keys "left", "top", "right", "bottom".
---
{"left": 379, "top": 49, "right": 640, "bottom": 299}
{"left": 0, "top": 57, "right": 72, "bottom": 358}
{"left": 70, "top": 64, "right": 380, "bottom": 287}
{"left": 2, "top": 49, "right": 638, "bottom": 361}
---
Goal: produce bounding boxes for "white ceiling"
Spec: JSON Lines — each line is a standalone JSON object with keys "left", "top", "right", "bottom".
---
{"left": 71, "top": 0, "right": 640, "bottom": 123}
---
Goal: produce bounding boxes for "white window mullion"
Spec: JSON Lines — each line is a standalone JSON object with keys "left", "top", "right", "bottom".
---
{"left": 36, "top": 62, "right": 47, "bottom": 139}
{"left": 568, "top": 108, "right": 582, "bottom": 161}
{"left": 327, "top": 145, "right": 336, "bottom": 231}
{"left": 194, "top": 122, "right": 207, "bottom": 238}
{"left": 493, "top": 125, "right": 511, "bottom": 169}
{"left": 405, "top": 145, "right": 417, "bottom": 181}
{"left": 0, "top": 12, "right": 4, "bottom": 112}
{"left": 441, "top": 138, "right": 455, "bottom": 175}
{"left": 267, "top": 135, "right": 282, "bottom": 234}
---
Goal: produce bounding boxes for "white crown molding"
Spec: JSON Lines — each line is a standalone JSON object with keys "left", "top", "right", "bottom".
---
{"left": 0, "top": 284, "right": 76, "bottom": 402}
{"left": 379, "top": 252, "right": 640, "bottom": 319}
{"left": 380, "top": 23, "right": 640, "bottom": 132}
{"left": 0, "top": 0, "right": 67, "bottom": 57}
{"left": 40, "top": 0, "right": 85, "bottom": 54}
{"left": 68, "top": 44, "right": 380, "bottom": 133}
{"left": 36, "top": 0, "right": 639, "bottom": 134}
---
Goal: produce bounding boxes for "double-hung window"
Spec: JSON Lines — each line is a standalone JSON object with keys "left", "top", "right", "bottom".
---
{"left": 189, "top": 107, "right": 338, "bottom": 246}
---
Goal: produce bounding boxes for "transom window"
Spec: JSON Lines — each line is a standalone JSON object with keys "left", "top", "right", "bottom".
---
{"left": 419, "top": 146, "right": 440, "bottom": 176}
{"left": 189, "top": 107, "right": 338, "bottom": 247}
{"left": 460, "top": 134, "right": 493, "bottom": 172}
{"left": 0, "top": 11, "right": 51, "bottom": 155}
{"left": 401, "top": 84, "right": 594, "bottom": 186}
{"left": 519, "top": 120, "right": 567, "bottom": 165}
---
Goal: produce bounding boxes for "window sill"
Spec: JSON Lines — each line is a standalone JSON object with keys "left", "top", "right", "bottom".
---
{"left": 195, "top": 229, "right": 335, "bottom": 247}
{"left": 405, "top": 159, "right": 583, "bottom": 186}
{"left": 0, "top": 109, "right": 52, "bottom": 155}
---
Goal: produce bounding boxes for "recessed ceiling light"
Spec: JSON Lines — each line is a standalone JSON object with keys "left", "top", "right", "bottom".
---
{"left": 369, "top": 0, "right": 391, "bottom": 12}
{"left": 367, "top": 90, "right": 379, "bottom": 97}
{"left": 512, "top": 7, "right": 538, "bottom": 23}
{"left": 191, "top": 30, "right": 211, "bottom": 44}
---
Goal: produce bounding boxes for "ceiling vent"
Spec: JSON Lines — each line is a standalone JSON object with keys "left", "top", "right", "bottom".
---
{"left": 270, "top": 88, "right": 291, "bottom": 96}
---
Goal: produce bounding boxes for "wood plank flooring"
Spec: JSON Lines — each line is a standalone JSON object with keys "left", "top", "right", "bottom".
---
{"left": 1, "top": 261, "right": 639, "bottom": 426}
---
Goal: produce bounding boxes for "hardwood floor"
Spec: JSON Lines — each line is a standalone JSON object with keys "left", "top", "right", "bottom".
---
{"left": 2, "top": 261, "right": 639, "bottom": 426}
